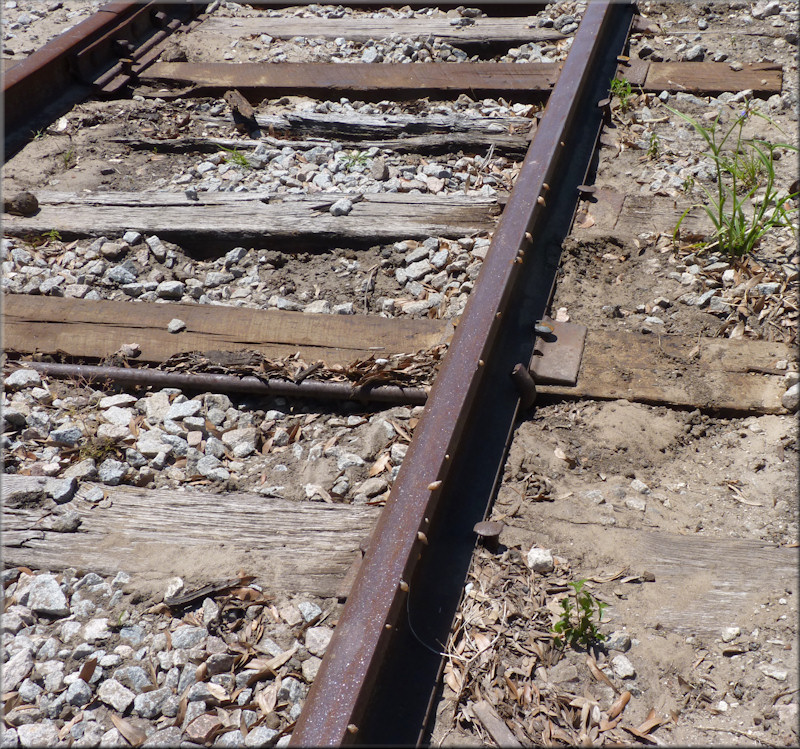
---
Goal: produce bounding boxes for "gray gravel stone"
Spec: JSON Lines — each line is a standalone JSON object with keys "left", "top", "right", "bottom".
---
{"left": 145, "top": 235, "right": 167, "bottom": 261}
{"left": 166, "top": 399, "right": 202, "bottom": 420}
{"left": 305, "top": 626, "right": 334, "bottom": 656}
{"left": 156, "top": 280, "right": 185, "bottom": 299}
{"left": 277, "top": 676, "right": 306, "bottom": 704}
{"left": 245, "top": 727, "right": 279, "bottom": 746}
{"left": 142, "top": 727, "right": 182, "bottom": 747}
{"left": 98, "top": 678, "right": 136, "bottom": 712}
{"left": 82, "top": 618, "right": 111, "bottom": 642}
{"left": 526, "top": 546, "right": 554, "bottom": 573}
{"left": 611, "top": 654, "right": 636, "bottom": 679}
{"left": 98, "top": 458, "right": 127, "bottom": 485}
{"left": 27, "top": 574, "right": 70, "bottom": 617}
{"left": 46, "top": 477, "right": 77, "bottom": 503}
{"left": 171, "top": 625, "right": 208, "bottom": 649}
{"left": 113, "top": 665, "right": 152, "bottom": 693}
{"left": 65, "top": 678, "right": 93, "bottom": 706}
{"left": 298, "top": 601, "right": 322, "bottom": 621}
{"left": 196, "top": 455, "right": 230, "bottom": 481}
{"left": 782, "top": 383, "right": 800, "bottom": 412}
{"left": 1, "top": 648, "right": 34, "bottom": 692}
{"left": 4, "top": 369, "right": 41, "bottom": 390}
{"left": 329, "top": 197, "right": 353, "bottom": 216}
{"left": 16, "top": 723, "right": 60, "bottom": 748}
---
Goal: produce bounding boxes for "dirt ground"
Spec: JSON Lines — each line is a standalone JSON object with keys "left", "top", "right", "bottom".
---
{"left": 430, "top": 1, "right": 799, "bottom": 747}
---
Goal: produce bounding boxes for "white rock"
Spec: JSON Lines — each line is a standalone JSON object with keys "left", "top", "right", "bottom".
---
{"left": 17, "top": 723, "right": 60, "bottom": 747}
{"left": 611, "top": 654, "right": 636, "bottom": 679}
{"left": 27, "top": 574, "right": 70, "bottom": 617}
{"left": 1, "top": 648, "right": 34, "bottom": 692}
{"left": 526, "top": 547, "right": 554, "bottom": 573}
{"left": 721, "top": 626, "right": 740, "bottom": 643}
{"left": 82, "top": 618, "right": 111, "bottom": 642}
{"left": 4, "top": 368, "right": 41, "bottom": 390}
{"left": 304, "top": 626, "right": 334, "bottom": 656}
{"left": 759, "top": 663, "right": 788, "bottom": 681}
{"left": 781, "top": 383, "right": 799, "bottom": 412}
{"left": 98, "top": 678, "right": 136, "bottom": 712}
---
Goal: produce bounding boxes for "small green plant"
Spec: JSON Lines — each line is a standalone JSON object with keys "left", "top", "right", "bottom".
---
{"left": 610, "top": 76, "right": 633, "bottom": 113}
{"left": 668, "top": 103, "right": 798, "bottom": 257}
{"left": 32, "top": 128, "right": 45, "bottom": 140}
{"left": 646, "top": 131, "right": 660, "bottom": 160}
{"left": 43, "top": 229, "right": 62, "bottom": 243}
{"left": 61, "top": 147, "right": 76, "bottom": 168}
{"left": 78, "top": 436, "right": 118, "bottom": 463}
{"left": 681, "top": 175, "right": 695, "bottom": 194}
{"left": 220, "top": 146, "right": 252, "bottom": 169}
{"left": 551, "top": 579, "right": 608, "bottom": 648}
{"left": 341, "top": 150, "right": 369, "bottom": 170}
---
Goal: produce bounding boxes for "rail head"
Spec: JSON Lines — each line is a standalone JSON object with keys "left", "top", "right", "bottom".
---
{"left": 289, "top": 1, "right": 634, "bottom": 744}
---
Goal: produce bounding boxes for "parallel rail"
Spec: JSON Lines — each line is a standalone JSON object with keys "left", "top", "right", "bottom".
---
{"left": 8, "top": 1, "right": 771, "bottom": 744}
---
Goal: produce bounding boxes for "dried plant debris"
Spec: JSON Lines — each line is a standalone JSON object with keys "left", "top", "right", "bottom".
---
{"left": 159, "top": 345, "right": 447, "bottom": 389}
{"left": 438, "top": 547, "right": 666, "bottom": 747}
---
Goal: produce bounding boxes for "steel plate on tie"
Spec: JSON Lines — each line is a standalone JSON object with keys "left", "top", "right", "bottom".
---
{"left": 529, "top": 320, "right": 587, "bottom": 385}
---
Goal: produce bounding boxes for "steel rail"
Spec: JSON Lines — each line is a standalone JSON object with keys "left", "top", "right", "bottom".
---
{"left": 3, "top": 1, "right": 205, "bottom": 157}
{"left": 16, "top": 362, "right": 429, "bottom": 407}
{"left": 290, "top": 2, "right": 632, "bottom": 744}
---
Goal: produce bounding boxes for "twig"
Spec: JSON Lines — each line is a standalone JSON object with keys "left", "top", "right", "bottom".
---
{"left": 363, "top": 264, "right": 379, "bottom": 312}
{"left": 694, "top": 725, "right": 785, "bottom": 747}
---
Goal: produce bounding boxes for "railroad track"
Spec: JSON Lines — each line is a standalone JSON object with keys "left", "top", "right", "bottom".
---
{"left": 3, "top": 2, "right": 798, "bottom": 747}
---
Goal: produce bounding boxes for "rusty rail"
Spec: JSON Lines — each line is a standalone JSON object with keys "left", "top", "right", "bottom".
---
{"left": 3, "top": 1, "right": 205, "bottom": 157}
{"left": 16, "top": 362, "right": 428, "bottom": 407}
{"left": 290, "top": 1, "right": 634, "bottom": 744}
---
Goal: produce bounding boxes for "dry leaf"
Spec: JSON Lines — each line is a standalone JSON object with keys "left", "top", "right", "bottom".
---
{"left": 636, "top": 708, "right": 665, "bottom": 734}
{"left": 207, "top": 682, "right": 228, "bottom": 702}
{"left": 607, "top": 690, "right": 631, "bottom": 719}
{"left": 78, "top": 658, "right": 97, "bottom": 684}
{"left": 109, "top": 714, "right": 147, "bottom": 747}
{"left": 473, "top": 632, "right": 492, "bottom": 654}
{"left": 58, "top": 712, "right": 83, "bottom": 741}
{"left": 256, "top": 681, "right": 278, "bottom": 715}
{"left": 586, "top": 656, "right": 619, "bottom": 694}
{"left": 369, "top": 452, "right": 391, "bottom": 477}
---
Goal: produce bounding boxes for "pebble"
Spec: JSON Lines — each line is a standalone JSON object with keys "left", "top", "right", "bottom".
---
{"left": 329, "top": 197, "right": 353, "bottom": 216}
{"left": 758, "top": 663, "right": 788, "bottom": 681}
{"left": 721, "top": 626, "right": 741, "bottom": 642}
{"left": 526, "top": 547, "right": 554, "bottom": 573}
{"left": 781, "top": 383, "right": 799, "bottom": 412}
{"left": 611, "top": 654, "right": 636, "bottom": 679}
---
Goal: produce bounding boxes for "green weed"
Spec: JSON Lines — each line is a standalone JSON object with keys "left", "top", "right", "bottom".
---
{"left": 220, "top": 146, "right": 252, "bottom": 169}
{"left": 610, "top": 76, "right": 634, "bottom": 113}
{"left": 341, "top": 150, "right": 369, "bottom": 170}
{"left": 551, "top": 579, "right": 608, "bottom": 649}
{"left": 668, "top": 103, "right": 798, "bottom": 257}
{"left": 43, "top": 229, "right": 62, "bottom": 244}
{"left": 61, "top": 148, "right": 76, "bottom": 168}
{"left": 647, "top": 131, "right": 660, "bottom": 160}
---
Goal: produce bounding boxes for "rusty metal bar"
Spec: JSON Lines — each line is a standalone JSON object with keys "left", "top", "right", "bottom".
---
{"left": 18, "top": 362, "right": 428, "bottom": 407}
{"left": 290, "top": 2, "right": 631, "bottom": 745}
